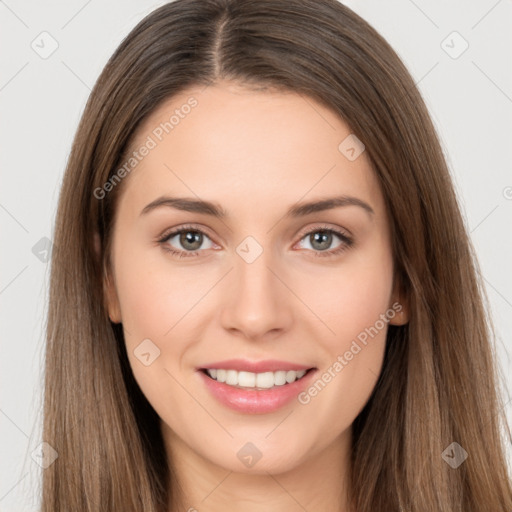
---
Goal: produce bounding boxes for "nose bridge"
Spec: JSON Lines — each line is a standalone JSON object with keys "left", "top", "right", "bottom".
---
{"left": 219, "top": 236, "right": 292, "bottom": 338}
{"left": 237, "top": 247, "right": 275, "bottom": 297}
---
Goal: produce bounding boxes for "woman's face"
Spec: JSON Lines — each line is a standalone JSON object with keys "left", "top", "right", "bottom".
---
{"left": 104, "top": 80, "right": 407, "bottom": 475}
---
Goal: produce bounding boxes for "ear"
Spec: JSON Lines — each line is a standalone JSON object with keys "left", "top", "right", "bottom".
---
{"left": 104, "top": 270, "right": 122, "bottom": 324}
{"left": 388, "top": 275, "right": 409, "bottom": 326}
{"left": 94, "top": 232, "right": 122, "bottom": 324}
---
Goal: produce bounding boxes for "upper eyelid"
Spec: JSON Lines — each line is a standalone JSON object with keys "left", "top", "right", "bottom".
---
{"left": 158, "top": 223, "right": 217, "bottom": 244}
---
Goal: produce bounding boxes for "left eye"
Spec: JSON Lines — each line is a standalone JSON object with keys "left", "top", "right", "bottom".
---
{"left": 296, "top": 229, "right": 347, "bottom": 252}
{"left": 158, "top": 226, "right": 352, "bottom": 258}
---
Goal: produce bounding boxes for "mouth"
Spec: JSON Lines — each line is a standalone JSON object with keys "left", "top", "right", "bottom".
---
{"left": 198, "top": 364, "right": 318, "bottom": 414}
{"left": 199, "top": 367, "right": 316, "bottom": 390}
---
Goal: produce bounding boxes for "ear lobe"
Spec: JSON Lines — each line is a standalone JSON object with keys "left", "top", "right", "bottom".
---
{"left": 95, "top": 232, "right": 122, "bottom": 324}
{"left": 388, "top": 279, "right": 409, "bottom": 326}
{"left": 104, "top": 270, "right": 122, "bottom": 324}
{"left": 388, "top": 301, "right": 409, "bottom": 326}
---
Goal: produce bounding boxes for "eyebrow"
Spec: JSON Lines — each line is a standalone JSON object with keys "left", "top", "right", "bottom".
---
{"left": 140, "top": 195, "right": 374, "bottom": 219}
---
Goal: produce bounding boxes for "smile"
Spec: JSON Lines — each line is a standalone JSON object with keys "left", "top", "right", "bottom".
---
{"left": 198, "top": 366, "right": 318, "bottom": 414}
{"left": 202, "top": 368, "right": 310, "bottom": 389}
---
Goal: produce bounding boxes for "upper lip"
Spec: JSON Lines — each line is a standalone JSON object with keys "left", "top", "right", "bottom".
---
{"left": 198, "top": 359, "right": 315, "bottom": 373}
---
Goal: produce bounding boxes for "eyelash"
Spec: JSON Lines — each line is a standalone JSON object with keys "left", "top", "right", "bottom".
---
{"left": 157, "top": 223, "right": 354, "bottom": 259}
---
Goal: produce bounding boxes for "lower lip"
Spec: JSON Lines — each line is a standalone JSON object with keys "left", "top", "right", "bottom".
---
{"left": 198, "top": 369, "right": 317, "bottom": 414}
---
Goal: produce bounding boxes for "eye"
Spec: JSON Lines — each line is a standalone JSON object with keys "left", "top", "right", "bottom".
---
{"left": 157, "top": 225, "right": 216, "bottom": 258}
{"left": 295, "top": 225, "right": 353, "bottom": 258}
{"left": 157, "top": 224, "right": 354, "bottom": 259}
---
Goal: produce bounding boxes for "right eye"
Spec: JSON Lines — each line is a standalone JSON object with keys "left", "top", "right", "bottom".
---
{"left": 158, "top": 225, "right": 217, "bottom": 258}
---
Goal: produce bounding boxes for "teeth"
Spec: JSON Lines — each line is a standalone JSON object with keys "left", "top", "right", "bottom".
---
{"left": 205, "top": 368, "right": 308, "bottom": 389}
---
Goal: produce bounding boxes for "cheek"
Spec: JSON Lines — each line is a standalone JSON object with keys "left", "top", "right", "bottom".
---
{"left": 114, "top": 268, "right": 198, "bottom": 423}
{"left": 114, "top": 243, "right": 212, "bottom": 340}
{"left": 307, "top": 241, "right": 394, "bottom": 351}
{"left": 112, "top": 242, "right": 225, "bottom": 405}
{"left": 295, "top": 242, "right": 394, "bottom": 422}
{"left": 111, "top": 244, "right": 188, "bottom": 378}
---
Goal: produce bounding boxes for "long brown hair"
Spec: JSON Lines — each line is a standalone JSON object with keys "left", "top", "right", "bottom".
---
{"left": 41, "top": 0, "right": 512, "bottom": 510}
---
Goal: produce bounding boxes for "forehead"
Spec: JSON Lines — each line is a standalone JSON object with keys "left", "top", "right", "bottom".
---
{"left": 117, "top": 81, "right": 383, "bottom": 220}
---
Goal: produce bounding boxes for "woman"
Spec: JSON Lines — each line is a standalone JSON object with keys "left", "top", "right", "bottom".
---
{"left": 41, "top": 0, "right": 512, "bottom": 510}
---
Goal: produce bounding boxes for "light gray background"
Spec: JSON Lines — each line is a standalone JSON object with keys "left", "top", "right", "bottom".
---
{"left": 1, "top": 0, "right": 511, "bottom": 509}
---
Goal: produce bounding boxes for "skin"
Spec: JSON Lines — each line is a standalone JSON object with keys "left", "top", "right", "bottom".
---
{"left": 103, "top": 80, "right": 408, "bottom": 512}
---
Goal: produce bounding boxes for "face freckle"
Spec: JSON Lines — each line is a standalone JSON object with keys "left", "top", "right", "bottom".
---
{"left": 104, "top": 80, "right": 407, "bottom": 477}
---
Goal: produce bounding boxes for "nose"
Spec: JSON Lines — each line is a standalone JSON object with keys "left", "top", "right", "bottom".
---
{"left": 219, "top": 249, "right": 293, "bottom": 341}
